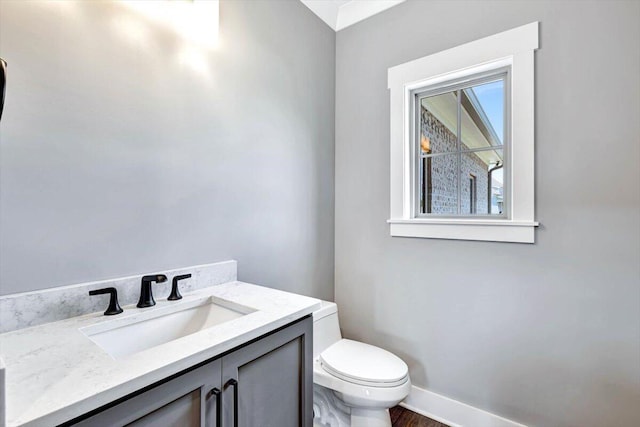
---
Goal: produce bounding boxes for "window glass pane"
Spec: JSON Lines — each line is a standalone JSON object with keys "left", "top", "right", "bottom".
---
{"left": 416, "top": 74, "right": 507, "bottom": 217}
{"left": 460, "top": 149, "right": 504, "bottom": 215}
{"left": 420, "top": 154, "right": 458, "bottom": 215}
{"left": 420, "top": 91, "right": 458, "bottom": 155}
{"left": 461, "top": 79, "right": 504, "bottom": 150}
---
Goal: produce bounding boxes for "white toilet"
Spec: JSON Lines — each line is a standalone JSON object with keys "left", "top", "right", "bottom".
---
{"left": 312, "top": 301, "right": 411, "bottom": 427}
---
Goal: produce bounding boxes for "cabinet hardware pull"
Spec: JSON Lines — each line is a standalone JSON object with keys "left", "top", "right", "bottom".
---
{"left": 207, "top": 387, "right": 222, "bottom": 426}
{"left": 224, "top": 379, "right": 239, "bottom": 427}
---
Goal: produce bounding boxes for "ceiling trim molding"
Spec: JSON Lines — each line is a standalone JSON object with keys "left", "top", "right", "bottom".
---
{"left": 300, "top": 0, "right": 406, "bottom": 31}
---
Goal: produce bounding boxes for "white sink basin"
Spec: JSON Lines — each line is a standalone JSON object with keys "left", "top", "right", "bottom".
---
{"left": 81, "top": 297, "right": 255, "bottom": 359}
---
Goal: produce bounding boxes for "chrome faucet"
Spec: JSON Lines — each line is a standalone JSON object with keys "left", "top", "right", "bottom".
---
{"left": 137, "top": 274, "right": 167, "bottom": 308}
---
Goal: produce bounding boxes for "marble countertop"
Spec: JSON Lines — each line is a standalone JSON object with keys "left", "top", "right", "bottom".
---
{"left": 0, "top": 281, "right": 321, "bottom": 427}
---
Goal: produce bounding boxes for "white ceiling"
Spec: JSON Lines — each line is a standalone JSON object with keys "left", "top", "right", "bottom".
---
{"left": 300, "top": 0, "right": 406, "bottom": 31}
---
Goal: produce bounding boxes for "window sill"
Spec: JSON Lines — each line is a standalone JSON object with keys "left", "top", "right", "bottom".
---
{"left": 387, "top": 218, "right": 539, "bottom": 243}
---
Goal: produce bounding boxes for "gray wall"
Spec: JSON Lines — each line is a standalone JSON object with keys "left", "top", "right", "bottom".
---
{"left": 335, "top": 1, "right": 639, "bottom": 426}
{"left": 0, "top": 0, "right": 335, "bottom": 300}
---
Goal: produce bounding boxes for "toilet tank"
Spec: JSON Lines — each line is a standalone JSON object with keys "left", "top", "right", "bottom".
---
{"left": 313, "top": 301, "right": 342, "bottom": 358}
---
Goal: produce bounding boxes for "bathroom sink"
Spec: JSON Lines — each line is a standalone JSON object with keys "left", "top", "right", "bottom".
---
{"left": 81, "top": 297, "right": 255, "bottom": 359}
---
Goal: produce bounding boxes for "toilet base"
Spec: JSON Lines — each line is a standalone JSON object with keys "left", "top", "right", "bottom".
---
{"left": 313, "top": 384, "right": 394, "bottom": 427}
{"left": 351, "top": 408, "right": 391, "bottom": 427}
{"left": 313, "top": 384, "right": 351, "bottom": 427}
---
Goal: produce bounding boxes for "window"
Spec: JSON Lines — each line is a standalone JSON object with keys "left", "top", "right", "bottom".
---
{"left": 387, "top": 22, "right": 539, "bottom": 243}
{"left": 415, "top": 71, "right": 508, "bottom": 217}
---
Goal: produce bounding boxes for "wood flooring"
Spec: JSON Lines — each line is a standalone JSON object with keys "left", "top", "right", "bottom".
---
{"left": 390, "top": 406, "right": 449, "bottom": 427}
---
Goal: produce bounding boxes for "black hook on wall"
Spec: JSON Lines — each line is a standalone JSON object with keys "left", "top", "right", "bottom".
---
{"left": 0, "top": 58, "right": 6, "bottom": 122}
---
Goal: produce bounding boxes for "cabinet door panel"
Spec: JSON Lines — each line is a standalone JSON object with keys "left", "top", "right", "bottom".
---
{"left": 237, "top": 339, "right": 300, "bottom": 426}
{"left": 222, "top": 317, "right": 312, "bottom": 427}
{"left": 126, "top": 390, "right": 200, "bottom": 427}
{"left": 69, "top": 358, "right": 221, "bottom": 427}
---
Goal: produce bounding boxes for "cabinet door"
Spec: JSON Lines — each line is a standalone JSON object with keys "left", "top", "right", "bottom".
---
{"left": 221, "top": 316, "right": 312, "bottom": 427}
{"left": 68, "top": 358, "right": 222, "bottom": 427}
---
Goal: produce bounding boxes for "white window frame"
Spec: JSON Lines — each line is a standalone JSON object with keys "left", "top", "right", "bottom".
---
{"left": 387, "top": 22, "right": 539, "bottom": 243}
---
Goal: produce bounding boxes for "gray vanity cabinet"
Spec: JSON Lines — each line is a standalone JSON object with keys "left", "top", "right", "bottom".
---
{"left": 66, "top": 316, "right": 312, "bottom": 427}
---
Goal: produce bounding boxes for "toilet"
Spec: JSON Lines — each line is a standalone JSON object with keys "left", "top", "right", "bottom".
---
{"left": 312, "top": 301, "right": 411, "bottom": 427}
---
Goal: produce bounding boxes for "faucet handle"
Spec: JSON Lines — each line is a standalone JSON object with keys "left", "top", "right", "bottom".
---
{"left": 169, "top": 274, "right": 192, "bottom": 301}
{"left": 89, "top": 287, "right": 123, "bottom": 316}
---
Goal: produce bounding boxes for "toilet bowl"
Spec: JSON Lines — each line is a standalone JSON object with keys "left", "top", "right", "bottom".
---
{"left": 312, "top": 301, "right": 411, "bottom": 427}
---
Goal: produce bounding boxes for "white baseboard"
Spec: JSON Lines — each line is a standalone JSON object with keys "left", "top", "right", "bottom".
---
{"left": 400, "top": 385, "right": 527, "bottom": 427}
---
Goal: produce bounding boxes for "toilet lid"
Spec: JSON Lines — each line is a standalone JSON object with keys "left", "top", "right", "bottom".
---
{"left": 320, "top": 339, "right": 408, "bottom": 387}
